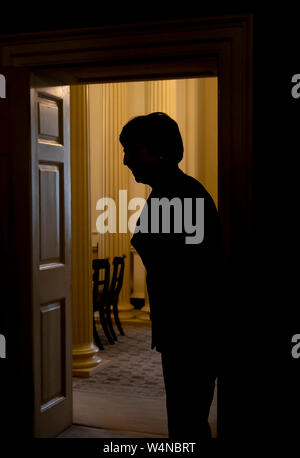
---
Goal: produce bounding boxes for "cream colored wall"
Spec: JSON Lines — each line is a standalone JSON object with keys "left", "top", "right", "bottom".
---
{"left": 175, "top": 78, "right": 218, "bottom": 206}
{"left": 200, "top": 78, "right": 218, "bottom": 207}
{"left": 88, "top": 77, "right": 218, "bottom": 306}
{"left": 88, "top": 83, "right": 131, "bottom": 307}
{"left": 126, "top": 82, "right": 148, "bottom": 300}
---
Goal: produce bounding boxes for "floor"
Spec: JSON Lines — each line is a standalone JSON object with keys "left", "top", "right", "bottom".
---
{"left": 58, "top": 319, "right": 217, "bottom": 438}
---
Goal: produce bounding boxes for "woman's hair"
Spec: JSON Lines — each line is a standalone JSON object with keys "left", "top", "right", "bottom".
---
{"left": 119, "top": 112, "right": 184, "bottom": 164}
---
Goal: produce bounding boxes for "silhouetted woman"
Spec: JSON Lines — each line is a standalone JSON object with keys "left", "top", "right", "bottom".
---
{"left": 120, "top": 112, "right": 223, "bottom": 440}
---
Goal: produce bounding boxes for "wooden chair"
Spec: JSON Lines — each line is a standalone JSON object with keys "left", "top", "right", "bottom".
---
{"left": 108, "top": 255, "right": 126, "bottom": 337}
{"left": 92, "top": 258, "right": 115, "bottom": 348}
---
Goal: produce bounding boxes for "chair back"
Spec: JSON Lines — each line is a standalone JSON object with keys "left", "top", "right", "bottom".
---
{"left": 92, "top": 258, "right": 110, "bottom": 307}
{"left": 109, "top": 255, "right": 126, "bottom": 299}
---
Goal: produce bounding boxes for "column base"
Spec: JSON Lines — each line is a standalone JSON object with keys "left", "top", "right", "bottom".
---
{"left": 72, "top": 342, "right": 102, "bottom": 378}
{"left": 134, "top": 303, "right": 151, "bottom": 322}
{"left": 115, "top": 302, "right": 137, "bottom": 321}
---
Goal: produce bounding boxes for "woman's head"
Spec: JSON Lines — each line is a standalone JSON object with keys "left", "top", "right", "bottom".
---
{"left": 120, "top": 112, "right": 184, "bottom": 184}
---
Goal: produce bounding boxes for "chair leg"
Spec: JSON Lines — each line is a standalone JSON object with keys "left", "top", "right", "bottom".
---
{"left": 93, "top": 313, "right": 104, "bottom": 350}
{"left": 106, "top": 303, "right": 118, "bottom": 341}
{"left": 99, "top": 305, "right": 115, "bottom": 345}
{"left": 112, "top": 298, "right": 125, "bottom": 336}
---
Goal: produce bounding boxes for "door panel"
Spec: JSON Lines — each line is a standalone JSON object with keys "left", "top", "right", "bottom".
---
{"left": 30, "top": 82, "right": 72, "bottom": 437}
{"left": 39, "top": 163, "right": 63, "bottom": 264}
{"left": 40, "top": 300, "right": 65, "bottom": 408}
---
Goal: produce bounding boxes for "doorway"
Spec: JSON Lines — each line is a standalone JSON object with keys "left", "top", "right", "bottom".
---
{"left": 68, "top": 77, "right": 218, "bottom": 437}
{"left": 1, "top": 14, "right": 252, "bottom": 439}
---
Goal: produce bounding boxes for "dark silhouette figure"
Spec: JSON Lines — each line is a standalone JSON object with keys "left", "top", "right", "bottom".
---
{"left": 120, "top": 112, "right": 223, "bottom": 440}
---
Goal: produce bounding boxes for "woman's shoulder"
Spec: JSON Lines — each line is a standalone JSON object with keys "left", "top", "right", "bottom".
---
{"left": 177, "top": 170, "right": 212, "bottom": 198}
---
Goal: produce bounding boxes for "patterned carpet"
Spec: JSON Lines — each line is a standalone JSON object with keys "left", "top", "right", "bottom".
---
{"left": 71, "top": 320, "right": 217, "bottom": 438}
{"left": 73, "top": 321, "right": 165, "bottom": 398}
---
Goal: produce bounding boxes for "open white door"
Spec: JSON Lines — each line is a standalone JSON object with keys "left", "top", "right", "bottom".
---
{"left": 30, "top": 78, "right": 72, "bottom": 437}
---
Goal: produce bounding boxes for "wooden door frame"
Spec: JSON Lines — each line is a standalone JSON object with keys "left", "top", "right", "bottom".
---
{"left": 0, "top": 14, "right": 253, "bottom": 438}
{"left": 0, "top": 14, "right": 253, "bottom": 261}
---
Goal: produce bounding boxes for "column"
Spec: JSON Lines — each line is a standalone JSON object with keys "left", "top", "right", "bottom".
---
{"left": 70, "top": 85, "right": 101, "bottom": 377}
{"left": 89, "top": 83, "right": 136, "bottom": 321}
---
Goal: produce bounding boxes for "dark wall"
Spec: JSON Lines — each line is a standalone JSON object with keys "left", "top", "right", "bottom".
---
{"left": 236, "top": 9, "right": 299, "bottom": 445}
{"left": 0, "top": 5, "right": 253, "bottom": 34}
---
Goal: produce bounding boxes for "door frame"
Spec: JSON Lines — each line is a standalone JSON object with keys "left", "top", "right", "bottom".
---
{"left": 1, "top": 14, "right": 253, "bottom": 262}
{"left": 0, "top": 14, "right": 253, "bottom": 438}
